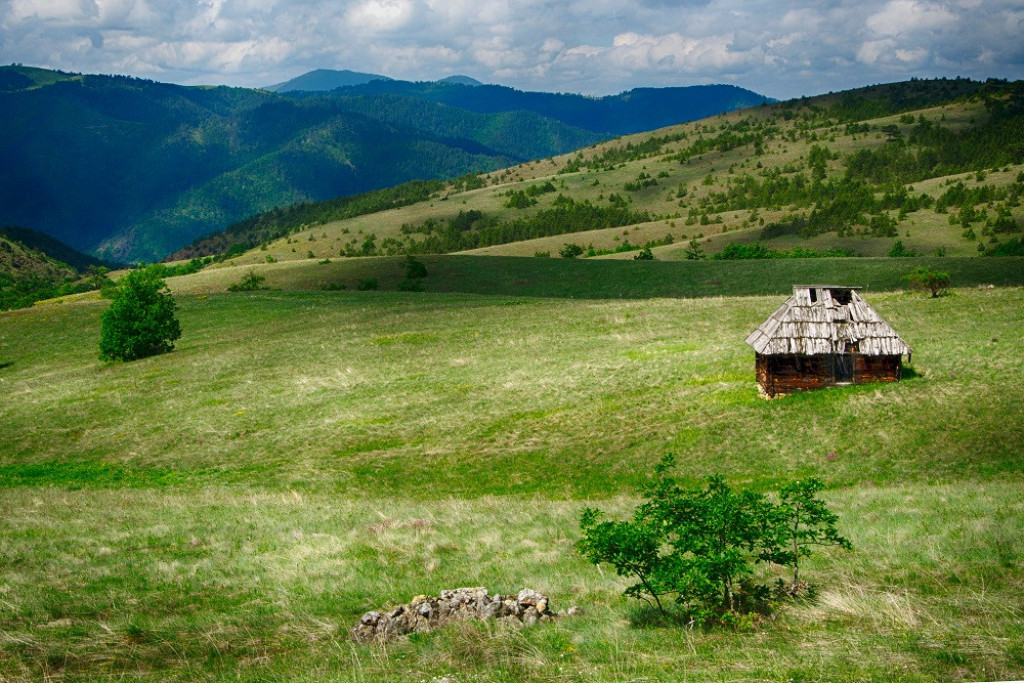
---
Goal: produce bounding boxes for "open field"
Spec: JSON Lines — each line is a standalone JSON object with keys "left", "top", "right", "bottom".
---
{"left": 151, "top": 255, "right": 1024, "bottom": 300}
{"left": 1, "top": 278, "right": 1022, "bottom": 680}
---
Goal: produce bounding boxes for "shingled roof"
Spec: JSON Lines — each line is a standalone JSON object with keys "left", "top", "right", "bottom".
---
{"left": 746, "top": 285, "right": 911, "bottom": 357}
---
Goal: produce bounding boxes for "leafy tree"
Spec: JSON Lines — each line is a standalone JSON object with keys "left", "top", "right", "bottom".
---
{"left": 634, "top": 247, "right": 655, "bottom": 260}
{"left": 767, "top": 479, "right": 851, "bottom": 586}
{"left": 684, "top": 239, "right": 705, "bottom": 260}
{"left": 578, "top": 455, "right": 851, "bottom": 624}
{"left": 881, "top": 124, "right": 903, "bottom": 144}
{"left": 905, "top": 267, "right": 951, "bottom": 297}
{"left": 99, "top": 267, "right": 181, "bottom": 361}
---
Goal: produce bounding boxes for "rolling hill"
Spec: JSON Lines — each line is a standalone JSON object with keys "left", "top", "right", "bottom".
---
{"left": 175, "top": 78, "right": 1022, "bottom": 276}
{"left": 2, "top": 76, "right": 1023, "bottom": 682}
{"left": 264, "top": 68, "right": 392, "bottom": 92}
{"left": 278, "top": 72, "right": 773, "bottom": 136}
{"left": 0, "top": 228, "right": 104, "bottom": 310}
{"left": 0, "top": 66, "right": 769, "bottom": 264}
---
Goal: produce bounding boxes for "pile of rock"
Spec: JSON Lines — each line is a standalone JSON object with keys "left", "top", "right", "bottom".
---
{"left": 351, "top": 587, "right": 559, "bottom": 643}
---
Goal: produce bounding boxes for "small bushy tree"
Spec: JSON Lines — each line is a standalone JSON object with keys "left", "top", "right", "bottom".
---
{"left": 559, "top": 243, "right": 584, "bottom": 259}
{"left": 227, "top": 270, "right": 266, "bottom": 292}
{"left": 684, "top": 239, "right": 705, "bottom": 260}
{"left": 99, "top": 267, "right": 181, "bottom": 362}
{"left": 578, "top": 455, "right": 851, "bottom": 624}
{"left": 905, "top": 267, "right": 951, "bottom": 297}
{"left": 888, "top": 239, "right": 918, "bottom": 257}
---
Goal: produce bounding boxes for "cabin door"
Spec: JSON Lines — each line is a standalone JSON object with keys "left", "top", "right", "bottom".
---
{"left": 833, "top": 353, "right": 854, "bottom": 384}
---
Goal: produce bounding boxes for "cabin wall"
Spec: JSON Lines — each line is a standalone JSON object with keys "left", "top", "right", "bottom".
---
{"left": 756, "top": 354, "right": 833, "bottom": 397}
{"left": 855, "top": 354, "right": 902, "bottom": 383}
{"left": 756, "top": 353, "right": 902, "bottom": 396}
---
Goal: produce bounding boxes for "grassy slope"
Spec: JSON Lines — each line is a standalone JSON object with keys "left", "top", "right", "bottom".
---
{"left": 197, "top": 82, "right": 1021, "bottom": 273}
{"left": 161, "top": 254, "right": 1024, "bottom": 299}
{"left": 1, "top": 285, "right": 1021, "bottom": 680}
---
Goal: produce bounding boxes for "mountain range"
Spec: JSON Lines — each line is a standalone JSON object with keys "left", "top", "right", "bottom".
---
{"left": 0, "top": 65, "right": 770, "bottom": 262}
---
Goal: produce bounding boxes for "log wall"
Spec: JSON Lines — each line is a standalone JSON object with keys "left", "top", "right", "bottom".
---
{"left": 756, "top": 353, "right": 902, "bottom": 397}
{"left": 854, "top": 354, "right": 902, "bottom": 383}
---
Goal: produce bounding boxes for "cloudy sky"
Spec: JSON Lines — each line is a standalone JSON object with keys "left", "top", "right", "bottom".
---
{"left": 1, "top": 0, "right": 1021, "bottom": 99}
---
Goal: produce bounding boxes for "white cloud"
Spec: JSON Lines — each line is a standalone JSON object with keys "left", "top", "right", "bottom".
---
{"left": 0, "top": 0, "right": 1021, "bottom": 99}
{"left": 345, "top": 0, "right": 416, "bottom": 33}
{"left": 866, "top": 0, "right": 957, "bottom": 36}
{"left": 857, "top": 39, "right": 895, "bottom": 65}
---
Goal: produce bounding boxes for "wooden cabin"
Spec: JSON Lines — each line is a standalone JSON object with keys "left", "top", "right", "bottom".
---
{"left": 745, "top": 285, "right": 911, "bottom": 397}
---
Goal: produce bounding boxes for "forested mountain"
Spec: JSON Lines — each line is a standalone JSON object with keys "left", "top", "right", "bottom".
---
{"left": 0, "top": 66, "right": 768, "bottom": 263}
{"left": 286, "top": 77, "right": 772, "bottom": 136}
{"left": 0, "top": 68, "right": 595, "bottom": 262}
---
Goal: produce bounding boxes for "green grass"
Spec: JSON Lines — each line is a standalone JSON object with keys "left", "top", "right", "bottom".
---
{"left": 167, "top": 254, "right": 1024, "bottom": 300}
{"left": 1, "top": 285, "right": 1022, "bottom": 680}
{"left": 0, "top": 483, "right": 1021, "bottom": 681}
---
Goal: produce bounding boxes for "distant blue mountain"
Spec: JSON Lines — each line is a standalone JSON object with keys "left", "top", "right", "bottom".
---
{"left": 265, "top": 69, "right": 392, "bottom": 92}
{"left": 438, "top": 75, "right": 484, "bottom": 86}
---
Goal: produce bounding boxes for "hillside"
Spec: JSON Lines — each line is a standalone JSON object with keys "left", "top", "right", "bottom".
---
{"left": 0, "top": 67, "right": 600, "bottom": 262}
{"left": 181, "top": 78, "right": 1021, "bottom": 273}
{"left": 1, "top": 281, "right": 1021, "bottom": 680}
{"left": 286, "top": 77, "right": 773, "bottom": 136}
{"left": 0, "top": 66, "right": 769, "bottom": 263}
{"left": 0, "top": 226, "right": 113, "bottom": 271}
{"left": 3, "top": 77, "right": 1023, "bottom": 683}
{"left": 0, "top": 231, "right": 84, "bottom": 310}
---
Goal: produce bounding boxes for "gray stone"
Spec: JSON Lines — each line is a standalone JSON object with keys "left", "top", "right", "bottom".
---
{"left": 351, "top": 587, "right": 560, "bottom": 643}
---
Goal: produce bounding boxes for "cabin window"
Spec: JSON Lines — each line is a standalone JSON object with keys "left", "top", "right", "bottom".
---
{"left": 809, "top": 289, "right": 817, "bottom": 303}
{"left": 830, "top": 288, "right": 853, "bottom": 305}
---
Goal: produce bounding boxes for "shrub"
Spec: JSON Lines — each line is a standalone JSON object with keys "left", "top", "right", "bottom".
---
{"left": 404, "top": 255, "right": 428, "bottom": 279}
{"left": 888, "top": 240, "right": 918, "bottom": 257}
{"left": 577, "top": 455, "right": 850, "bottom": 625}
{"left": 99, "top": 267, "right": 182, "bottom": 362}
{"left": 559, "top": 243, "right": 584, "bottom": 259}
{"left": 684, "top": 239, "right": 705, "bottom": 260}
{"left": 988, "top": 237, "right": 1024, "bottom": 256}
{"left": 227, "top": 271, "right": 267, "bottom": 292}
{"left": 356, "top": 278, "right": 379, "bottom": 291}
{"left": 904, "top": 267, "right": 951, "bottom": 297}
{"left": 634, "top": 247, "right": 655, "bottom": 260}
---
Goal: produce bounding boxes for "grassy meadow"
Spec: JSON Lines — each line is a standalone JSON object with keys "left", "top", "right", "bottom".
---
{"left": 1, "top": 275, "right": 1022, "bottom": 680}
